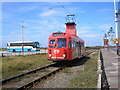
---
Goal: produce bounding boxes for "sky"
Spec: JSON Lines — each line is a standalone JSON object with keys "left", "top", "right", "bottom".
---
{"left": 1, "top": 1, "right": 118, "bottom": 48}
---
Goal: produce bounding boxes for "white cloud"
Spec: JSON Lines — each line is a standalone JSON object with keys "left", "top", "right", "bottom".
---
{"left": 19, "top": 6, "right": 38, "bottom": 12}
{"left": 76, "top": 25, "right": 101, "bottom": 38}
{"left": 39, "top": 10, "right": 58, "bottom": 17}
{"left": 78, "top": 10, "right": 86, "bottom": 14}
{"left": 97, "top": 8, "right": 111, "bottom": 13}
{"left": 77, "top": 26, "right": 93, "bottom": 35}
{"left": 84, "top": 34, "right": 99, "bottom": 37}
{"left": 99, "top": 23, "right": 113, "bottom": 32}
{"left": 77, "top": 30, "right": 89, "bottom": 35}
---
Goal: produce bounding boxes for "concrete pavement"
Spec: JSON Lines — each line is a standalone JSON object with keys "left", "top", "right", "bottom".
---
{"left": 101, "top": 49, "right": 120, "bottom": 89}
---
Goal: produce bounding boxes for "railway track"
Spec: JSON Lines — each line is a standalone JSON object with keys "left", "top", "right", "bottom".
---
{"left": 1, "top": 49, "right": 97, "bottom": 89}
{"left": 1, "top": 63, "right": 56, "bottom": 85}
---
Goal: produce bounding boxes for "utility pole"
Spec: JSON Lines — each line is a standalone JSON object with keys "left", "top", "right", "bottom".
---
{"left": 114, "top": 0, "right": 120, "bottom": 55}
{"left": 21, "top": 21, "right": 24, "bottom": 52}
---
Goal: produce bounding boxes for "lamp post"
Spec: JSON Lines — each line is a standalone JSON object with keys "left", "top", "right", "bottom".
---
{"left": 103, "top": 33, "right": 109, "bottom": 50}
{"left": 107, "top": 27, "right": 114, "bottom": 46}
{"left": 114, "top": 0, "right": 120, "bottom": 55}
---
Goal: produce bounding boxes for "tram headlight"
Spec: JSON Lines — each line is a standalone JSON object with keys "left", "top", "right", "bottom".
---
{"left": 49, "top": 54, "right": 52, "bottom": 57}
{"left": 63, "top": 54, "right": 66, "bottom": 57}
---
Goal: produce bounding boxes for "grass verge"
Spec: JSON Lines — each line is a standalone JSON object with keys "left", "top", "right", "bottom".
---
{"left": 1, "top": 54, "right": 51, "bottom": 79}
{"left": 68, "top": 51, "right": 98, "bottom": 88}
{"left": 0, "top": 48, "right": 6, "bottom": 51}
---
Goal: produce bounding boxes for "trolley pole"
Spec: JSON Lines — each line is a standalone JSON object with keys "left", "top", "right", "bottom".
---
{"left": 21, "top": 21, "right": 24, "bottom": 52}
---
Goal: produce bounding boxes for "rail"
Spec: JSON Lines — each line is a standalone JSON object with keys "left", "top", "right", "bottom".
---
{"left": 17, "top": 67, "right": 65, "bottom": 90}
{"left": 1, "top": 50, "right": 96, "bottom": 89}
{"left": 1, "top": 63, "right": 56, "bottom": 85}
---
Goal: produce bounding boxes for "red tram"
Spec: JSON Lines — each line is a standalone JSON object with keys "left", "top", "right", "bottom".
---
{"left": 48, "top": 16, "right": 85, "bottom": 62}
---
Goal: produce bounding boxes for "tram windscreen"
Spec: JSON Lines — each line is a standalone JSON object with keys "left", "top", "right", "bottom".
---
{"left": 58, "top": 39, "right": 66, "bottom": 48}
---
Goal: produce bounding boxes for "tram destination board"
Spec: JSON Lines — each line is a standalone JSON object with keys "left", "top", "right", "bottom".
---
{"left": 53, "top": 33, "right": 64, "bottom": 37}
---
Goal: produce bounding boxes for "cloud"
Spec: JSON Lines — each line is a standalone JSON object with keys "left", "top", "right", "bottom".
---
{"left": 77, "top": 25, "right": 100, "bottom": 39}
{"left": 39, "top": 10, "right": 59, "bottom": 17}
{"left": 78, "top": 10, "right": 86, "bottom": 14}
{"left": 97, "top": 8, "right": 111, "bottom": 13}
{"left": 77, "top": 26, "right": 93, "bottom": 35}
{"left": 99, "top": 23, "right": 113, "bottom": 31}
{"left": 84, "top": 34, "right": 99, "bottom": 37}
{"left": 19, "top": 5, "right": 38, "bottom": 12}
{"left": 77, "top": 30, "right": 89, "bottom": 35}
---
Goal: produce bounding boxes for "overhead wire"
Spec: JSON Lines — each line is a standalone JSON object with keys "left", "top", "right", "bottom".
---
{"left": 55, "top": 0, "right": 70, "bottom": 15}
{"left": 2, "top": 2, "right": 75, "bottom": 31}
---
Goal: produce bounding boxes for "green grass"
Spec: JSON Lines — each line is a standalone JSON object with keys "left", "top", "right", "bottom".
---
{"left": 63, "top": 68, "right": 72, "bottom": 75}
{"left": 68, "top": 51, "right": 98, "bottom": 88}
{"left": 0, "top": 48, "right": 6, "bottom": 51}
{"left": 1, "top": 54, "right": 51, "bottom": 79}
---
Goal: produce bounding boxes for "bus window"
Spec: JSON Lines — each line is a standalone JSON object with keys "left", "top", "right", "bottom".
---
{"left": 58, "top": 39, "right": 66, "bottom": 48}
{"left": 34, "top": 42, "right": 40, "bottom": 48}
{"left": 36, "top": 43, "right": 40, "bottom": 48}
{"left": 50, "top": 40, "right": 55, "bottom": 44}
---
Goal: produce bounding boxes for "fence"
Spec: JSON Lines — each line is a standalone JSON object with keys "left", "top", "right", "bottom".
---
{"left": 0, "top": 50, "right": 48, "bottom": 57}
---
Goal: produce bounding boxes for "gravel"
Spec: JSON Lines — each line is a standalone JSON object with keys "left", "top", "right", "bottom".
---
{"left": 35, "top": 63, "right": 85, "bottom": 88}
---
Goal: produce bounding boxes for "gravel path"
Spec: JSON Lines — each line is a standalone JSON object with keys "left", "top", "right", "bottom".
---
{"left": 35, "top": 62, "right": 85, "bottom": 88}
{"left": 34, "top": 51, "right": 97, "bottom": 88}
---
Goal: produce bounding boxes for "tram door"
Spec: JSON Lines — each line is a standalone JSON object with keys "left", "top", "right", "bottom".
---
{"left": 78, "top": 42, "right": 81, "bottom": 57}
{"left": 77, "top": 42, "right": 81, "bottom": 57}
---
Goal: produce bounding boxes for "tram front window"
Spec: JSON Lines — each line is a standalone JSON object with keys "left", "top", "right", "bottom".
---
{"left": 50, "top": 40, "right": 55, "bottom": 44}
{"left": 49, "top": 40, "right": 56, "bottom": 48}
{"left": 58, "top": 39, "right": 66, "bottom": 48}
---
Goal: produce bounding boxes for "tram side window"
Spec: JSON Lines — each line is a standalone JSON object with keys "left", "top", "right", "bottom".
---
{"left": 49, "top": 40, "right": 55, "bottom": 44}
{"left": 73, "top": 41, "right": 75, "bottom": 47}
{"left": 71, "top": 41, "right": 76, "bottom": 47}
{"left": 71, "top": 41, "right": 73, "bottom": 47}
{"left": 68, "top": 41, "right": 72, "bottom": 47}
{"left": 81, "top": 43, "right": 84, "bottom": 48}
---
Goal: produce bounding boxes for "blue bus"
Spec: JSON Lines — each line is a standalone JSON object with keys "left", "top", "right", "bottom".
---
{"left": 7, "top": 41, "right": 40, "bottom": 52}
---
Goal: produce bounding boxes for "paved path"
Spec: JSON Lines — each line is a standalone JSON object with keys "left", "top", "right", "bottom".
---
{"left": 110, "top": 48, "right": 120, "bottom": 54}
{"left": 101, "top": 49, "right": 120, "bottom": 89}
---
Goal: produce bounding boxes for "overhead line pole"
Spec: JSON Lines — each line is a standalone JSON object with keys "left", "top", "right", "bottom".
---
{"left": 21, "top": 21, "right": 24, "bottom": 52}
